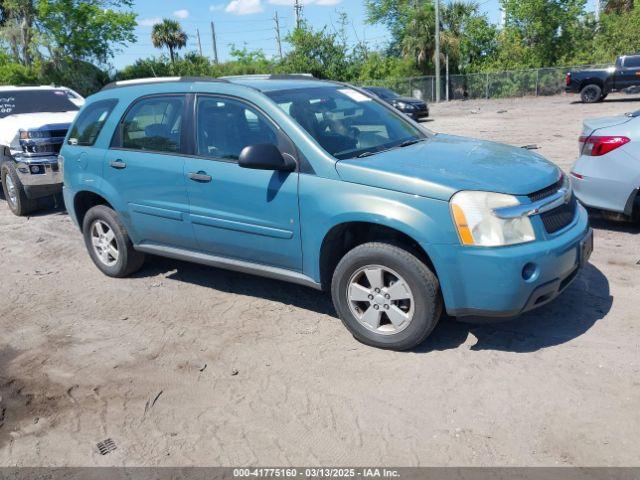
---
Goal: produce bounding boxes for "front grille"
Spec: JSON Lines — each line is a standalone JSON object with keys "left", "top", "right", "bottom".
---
{"left": 23, "top": 141, "right": 63, "bottom": 155}
{"left": 528, "top": 178, "right": 563, "bottom": 202}
{"left": 540, "top": 195, "right": 577, "bottom": 234}
{"left": 46, "top": 129, "right": 67, "bottom": 138}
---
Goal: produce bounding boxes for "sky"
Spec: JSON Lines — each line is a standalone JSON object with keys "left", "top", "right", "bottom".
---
{"left": 113, "top": 0, "right": 597, "bottom": 71}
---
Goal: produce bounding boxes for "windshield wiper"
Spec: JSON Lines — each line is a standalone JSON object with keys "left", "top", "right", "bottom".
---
{"left": 398, "top": 138, "right": 425, "bottom": 148}
{"left": 354, "top": 138, "right": 425, "bottom": 159}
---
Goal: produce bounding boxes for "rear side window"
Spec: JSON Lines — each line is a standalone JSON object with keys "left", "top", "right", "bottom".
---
{"left": 68, "top": 99, "right": 117, "bottom": 146}
{"left": 624, "top": 56, "right": 640, "bottom": 68}
{"left": 119, "top": 96, "right": 184, "bottom": 153}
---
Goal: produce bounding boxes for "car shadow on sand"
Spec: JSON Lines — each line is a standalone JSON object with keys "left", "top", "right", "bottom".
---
{"left": 570, "top": 96, "right": 640, "bottom": 105}
{"left": 588, "top": 216, "right": 640, "bottom": 235}
{"left": 138, "top": 256, "right": 611, "bottom": 354}
{"left": 417, "top": 263, "right": 612, "bottom": 353}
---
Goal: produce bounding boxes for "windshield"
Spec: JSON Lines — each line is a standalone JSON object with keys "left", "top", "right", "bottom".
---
{"left": 266, "top": 86, "right": 427, "bottom": 160}
{"left": 0, "top": 90, "right": 79, "bottom": 118}
{"left": 367, "top": 87, "right": 399, "bottom": 99}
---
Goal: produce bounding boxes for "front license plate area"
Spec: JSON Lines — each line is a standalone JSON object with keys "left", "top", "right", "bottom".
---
{"left": 580, "top": 228, "right": 593, "bottom": 266}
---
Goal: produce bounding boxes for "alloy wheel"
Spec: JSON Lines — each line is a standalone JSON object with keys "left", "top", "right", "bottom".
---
{"left": 4, "top": 174, "right": 17, "bottom": 207}
{"left": 90, "top": 220, "right": 119, "bottom": 267}
{"left": 346, "top": 265, "right": 415, "bottom": 335}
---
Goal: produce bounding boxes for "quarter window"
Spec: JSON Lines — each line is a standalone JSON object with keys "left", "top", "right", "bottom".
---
{"left": 68, "top": 99, "right": 117, "bottom": 146}
{"left": 196, "top": 96, "right": 279, "bottom": 160}
{"left": 121, "top": 96, "right": 184, "bottom": 153}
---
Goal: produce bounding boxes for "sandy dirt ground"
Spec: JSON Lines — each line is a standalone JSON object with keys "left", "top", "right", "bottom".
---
{"left": 0, "top": 92, "right": 638, "bottom": 467}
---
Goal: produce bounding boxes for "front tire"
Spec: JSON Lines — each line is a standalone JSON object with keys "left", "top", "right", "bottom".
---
{"left": 580, "top": 84, "right": 602, "bottom": 103}
{"left": 82, "top": 205, "right": 145, "bottom": 277}
{"left": 1, "top": 162, "right": 37, "bottom": 216}
{"left": 331, "top": 242, "right": 442, "bottom": 350}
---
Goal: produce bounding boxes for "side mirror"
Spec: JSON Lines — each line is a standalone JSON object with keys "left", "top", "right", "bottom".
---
{"left": 238, "top": 144, "right": 295, "bottom": 171}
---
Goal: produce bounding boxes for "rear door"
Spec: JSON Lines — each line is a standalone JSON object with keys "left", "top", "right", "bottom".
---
{"left": 64, "top": 99, "right": 118, "bottom": 191}
{"left": 183, "top": 94, "right": 302, "bottom": 271}
{"left": 104, "top": 94, "right": 195, "bottom": 249}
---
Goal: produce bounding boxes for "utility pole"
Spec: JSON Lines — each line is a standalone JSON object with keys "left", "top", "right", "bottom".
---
{"left": 294, "top": 0, "right": 303, "bottom": 28}
{"left": 211, "top": 21, "right": 219, "bottom": 64}
{"left": 445, "top": 53, "right": 449, "bottom": 101}
{"left": 274, "top": 11, "right": 283, "bottom": 59}
{"left": 434, "top": 0, "right": 441, "bottom": 102}
{"left": 595, "top": 0, "right": 601, "bottom": 23}
{"left": 196, "top": 28, "right": 203, "bottom": 57}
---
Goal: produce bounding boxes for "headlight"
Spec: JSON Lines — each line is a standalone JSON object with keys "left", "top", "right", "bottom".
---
{"left": 450, "top": 191, "right": 536, "bottom": 247}
{"left": 19, "top": 130, "right": 48, "bottom": 139}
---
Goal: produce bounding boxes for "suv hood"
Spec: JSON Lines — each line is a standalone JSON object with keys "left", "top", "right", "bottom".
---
{"left": 335, "top": 134, "right": 560, "bottom": 201}
{"left": 0, "top": 110, "right": 77, "bottom": 147}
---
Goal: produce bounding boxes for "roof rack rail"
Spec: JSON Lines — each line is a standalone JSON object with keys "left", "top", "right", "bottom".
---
{"left": 221, "top": 73, "right": 317, "bottom": 81}
{"left": 101, "top": 76, "right": 230, "bottom": 91}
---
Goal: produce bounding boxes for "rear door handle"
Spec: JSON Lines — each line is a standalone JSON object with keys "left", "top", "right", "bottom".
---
{"left": 188, "top": 171, "right": 212, "bottom": 183}
{"left": 110, "top": 159, "right": 126, "bottom": 170}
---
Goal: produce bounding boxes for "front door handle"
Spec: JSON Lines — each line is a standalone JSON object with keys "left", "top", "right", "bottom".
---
{"left": 188, "top": 171, "right": 212, "bottom": 183}
{"left": 110, "top": 159, "right": 126, "bottom": 170}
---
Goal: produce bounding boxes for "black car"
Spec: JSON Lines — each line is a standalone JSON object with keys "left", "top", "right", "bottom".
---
{"left": 566, "top": 54, "right": 640, "bottom": 103}
{"left": 363, "top": 87, "right": 429, "bottom": 120}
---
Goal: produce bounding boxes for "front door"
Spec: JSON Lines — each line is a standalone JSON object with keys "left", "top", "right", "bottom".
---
{"left": 104, "top": 94, "right": 195, "bottom": 249}
{"left": 184, "top": 95, "right": 302, "bottom": 271}
{"left": 617, "top": 55, "right": 640, "bottom": 90}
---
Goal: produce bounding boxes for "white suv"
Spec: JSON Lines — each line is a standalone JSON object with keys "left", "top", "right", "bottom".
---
{"left": 0, "top": 86, "right": 82, "bottom": 216}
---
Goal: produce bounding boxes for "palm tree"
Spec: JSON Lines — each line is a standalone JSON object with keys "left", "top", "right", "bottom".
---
{"left": 401, "top": 5, "right": 436, "bottom": 72}
{"left": 151, "top": 19, "right": 187, "bottom": 63}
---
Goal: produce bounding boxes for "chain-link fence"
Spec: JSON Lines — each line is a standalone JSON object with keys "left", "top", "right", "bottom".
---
{"left": 361, "top": 64, "right": 612, "bottom": 103}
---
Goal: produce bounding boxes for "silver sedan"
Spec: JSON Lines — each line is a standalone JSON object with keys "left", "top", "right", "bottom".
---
{"left": 571, "top": 110, "right": 640, "bottom": 221}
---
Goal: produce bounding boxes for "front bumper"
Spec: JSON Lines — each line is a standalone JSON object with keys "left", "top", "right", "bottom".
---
{"left": 430, "top": 204, "right": 592, "bottom": 317}
{"left": 13, "top": 156, "right": 62, "bottom": 199}
{"left": 406, "top": 109, "right": 429, "bottom": 120}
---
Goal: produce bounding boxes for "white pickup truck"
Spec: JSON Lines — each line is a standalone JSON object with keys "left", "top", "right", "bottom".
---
{"left": 0, "top": 86, "right": 82, "bottom": 216}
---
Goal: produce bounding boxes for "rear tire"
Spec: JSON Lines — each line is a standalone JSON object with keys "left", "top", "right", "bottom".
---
{"left": 82, "top": 205, "right": 145, "bottom": 277}
{"left": 1, "top": 162, "right": 37, "bottom": 216}
{"left": 580, "top": 84, "right": 602, "bottom": 103}
{"left": 331, "top": 242, "right": 442, "bottom": 351}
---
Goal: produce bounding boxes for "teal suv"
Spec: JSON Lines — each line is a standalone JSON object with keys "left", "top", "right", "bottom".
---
{"left": 61, "top": 76, "right": 593, "bottom": 350}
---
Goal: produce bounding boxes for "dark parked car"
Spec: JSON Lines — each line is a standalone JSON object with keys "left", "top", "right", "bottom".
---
{"left": 362, "top": 87, "right": 429, "bottom": 120}
{"left": 566, "top": 54, "right": 640, "bottom": 103}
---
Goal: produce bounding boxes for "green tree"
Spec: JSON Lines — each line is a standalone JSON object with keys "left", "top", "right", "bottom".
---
{"left": 594, "top": 4, "right": 640, "bottom": 61}
{"left": 151, "top": 18, "right": 187, "bottom": 64}
{"left": 498, "top": 0, "right": 591, "bottom": 67}
{"left": 281, "top": 23, "right": 350, "bottom": 80}
{"left": 37, "top": 0, "right": 136, "bottom": 64}
{"left": 603, "top": 0, "right": 633, "bottom": 13}
{"left": 400, "top": 2, "right": 436, "bottom": 72}
{"left": 0, "top": 0, "right": 37, "bottom": 66}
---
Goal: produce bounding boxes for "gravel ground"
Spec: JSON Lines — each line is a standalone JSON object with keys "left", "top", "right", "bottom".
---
{"left": 0, "top": 92, "right": 638, "bottom": 467}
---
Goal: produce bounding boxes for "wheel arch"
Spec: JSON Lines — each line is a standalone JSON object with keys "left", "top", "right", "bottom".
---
{"left": 579, "top": 78, "right": 605, "bottom": 91}
{"left": 73, "top": 189, "right": 115, "bottom": 232}
{"left": 318, "top": 221, "right": 439, "bottom": 291}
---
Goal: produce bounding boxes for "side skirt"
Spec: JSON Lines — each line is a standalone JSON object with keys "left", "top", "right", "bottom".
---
{"left": 135, "top": 243, "right": 322, "bottom": 290}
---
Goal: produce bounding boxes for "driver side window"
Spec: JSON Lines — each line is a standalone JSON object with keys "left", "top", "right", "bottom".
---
{"left": 196, "top": 96, "right": 279, "bottom": 161}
